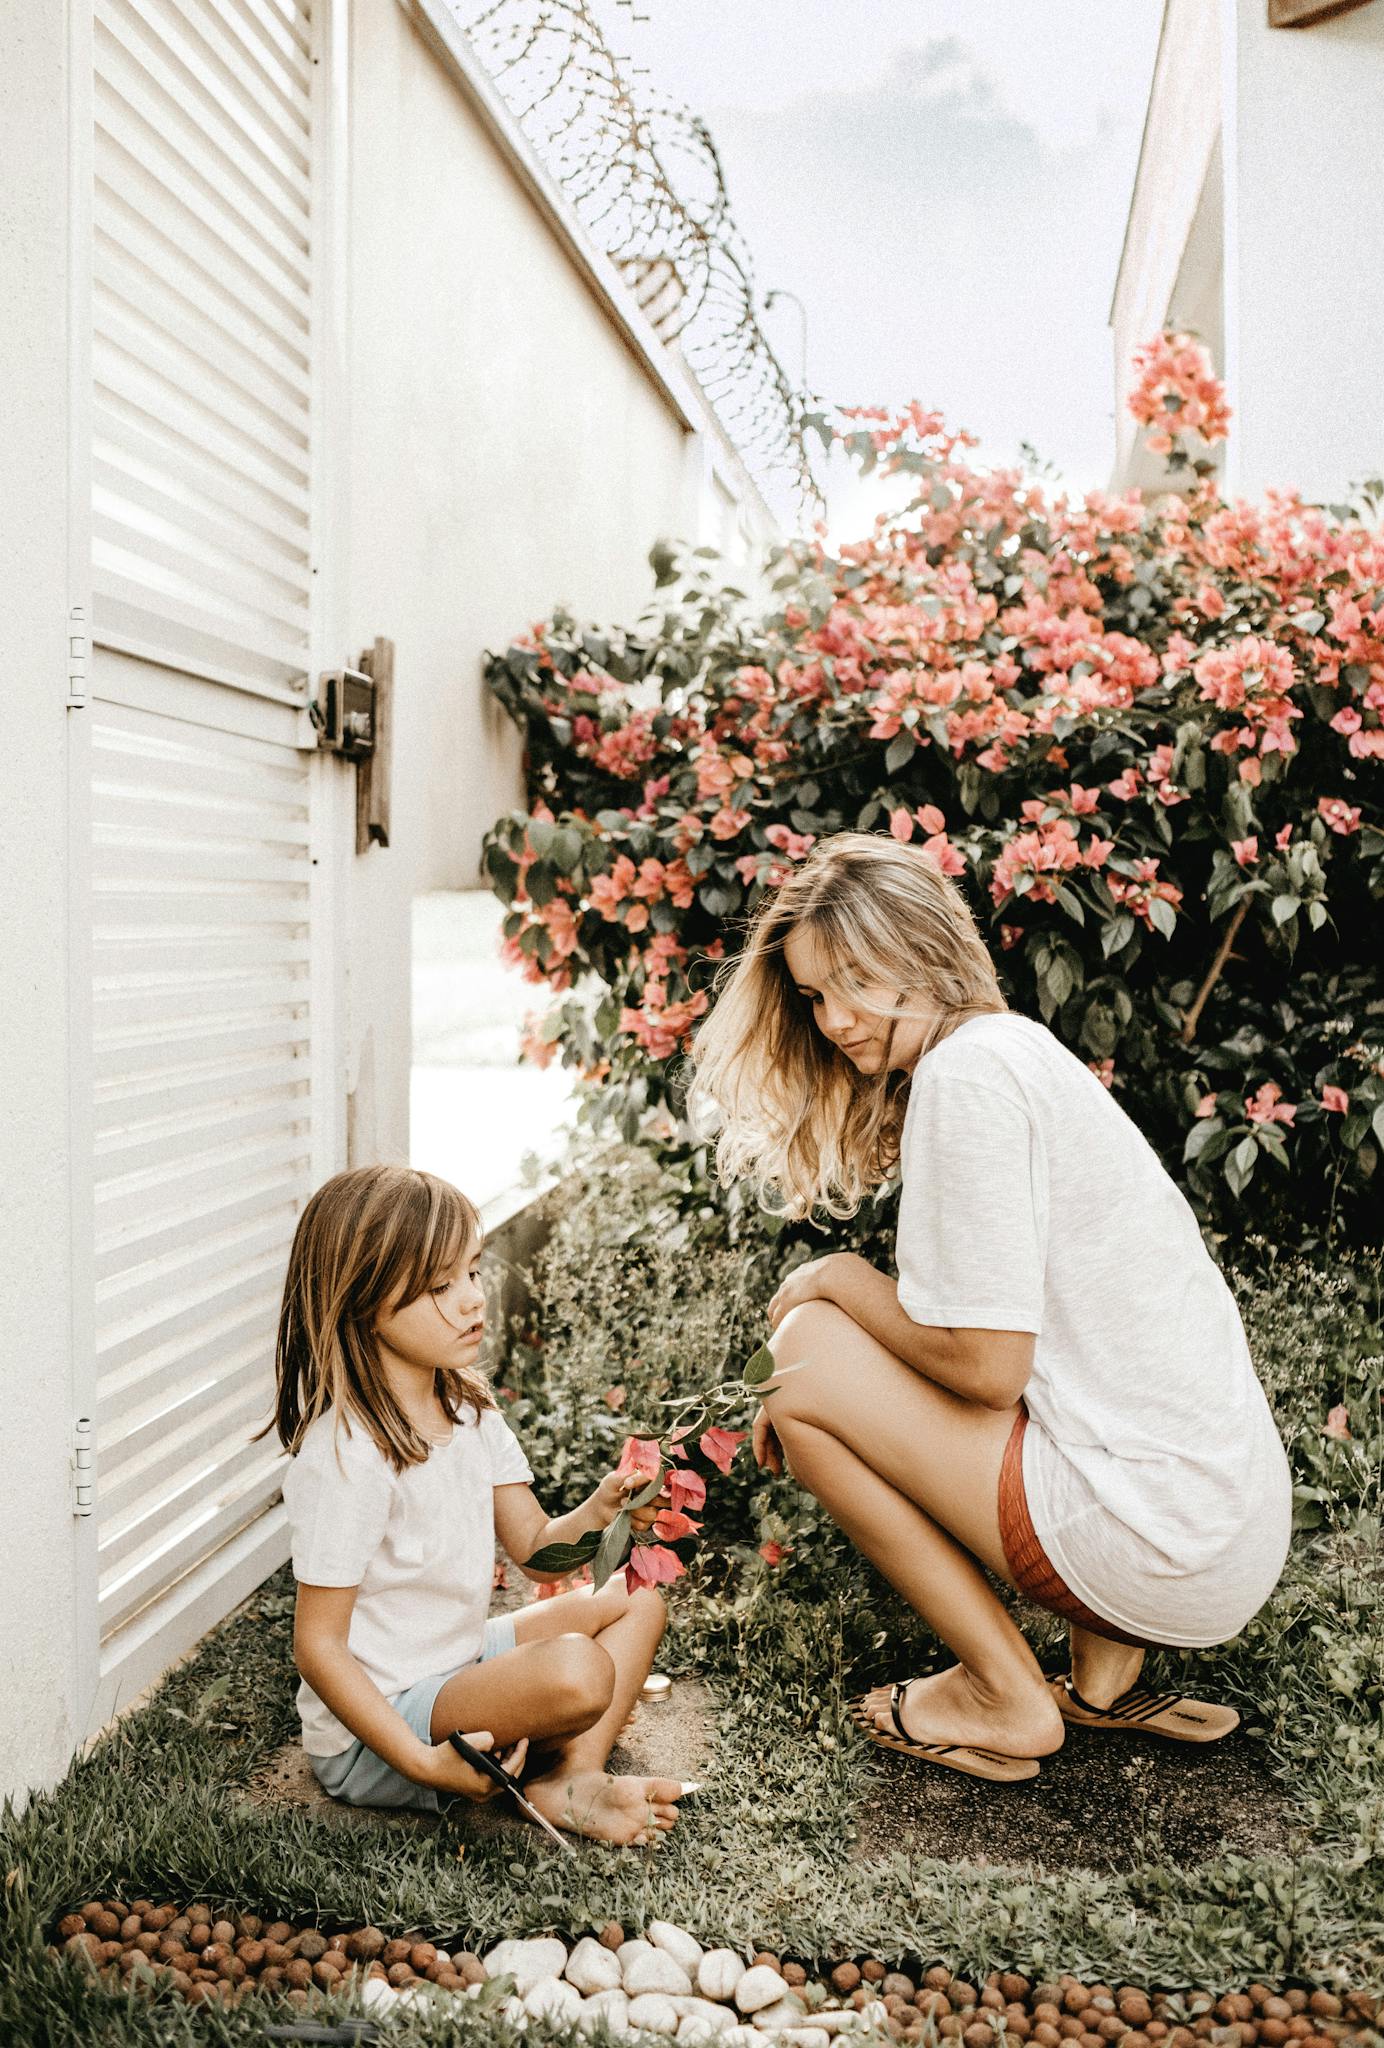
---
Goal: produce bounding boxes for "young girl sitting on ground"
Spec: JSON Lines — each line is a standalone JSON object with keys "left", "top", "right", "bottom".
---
{"left": 261, "top": 1163, "right": 687, "bottom": 1845}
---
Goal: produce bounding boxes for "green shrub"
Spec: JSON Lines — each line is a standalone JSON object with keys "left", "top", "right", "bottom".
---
{"left": 484, "top": 342, "right": 1384, "bottom": 1252}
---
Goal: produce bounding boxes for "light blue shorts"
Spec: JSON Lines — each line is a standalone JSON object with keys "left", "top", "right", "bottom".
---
{"left": 309, "top": 1613, "right": 517, "bottom": 1814}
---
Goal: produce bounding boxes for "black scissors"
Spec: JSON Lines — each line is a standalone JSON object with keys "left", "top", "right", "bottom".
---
{"left": 447, "top": 1731, "right": 577, "bottom": 1855}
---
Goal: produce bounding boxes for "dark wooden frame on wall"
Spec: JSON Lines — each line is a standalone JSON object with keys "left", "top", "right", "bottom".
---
{"left": 1269, "top": 0, "right": 1374, "bottom": 26}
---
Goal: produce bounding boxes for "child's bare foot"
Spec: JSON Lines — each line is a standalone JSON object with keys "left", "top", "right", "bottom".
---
{"left": 858, "top": 1663, "right": 1065, "bottom": 1759}
{"left": 524, "top": 1768, "right": 685, "bottom": 1845}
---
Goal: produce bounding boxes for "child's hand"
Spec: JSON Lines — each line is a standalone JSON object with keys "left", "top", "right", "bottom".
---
{"left": 592, "top": 1467, "right": 666, "bottom": 1532}
{"left": 421, "top": 1731, "right": 529, "bottom": 1802}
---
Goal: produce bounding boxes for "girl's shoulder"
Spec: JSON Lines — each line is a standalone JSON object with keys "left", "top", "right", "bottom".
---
{"left": 292, "top": 1406, "right": 393, "bottom": 1479}
{"left": 916, "top": 1011, "right": 1049, "bottom": 1093}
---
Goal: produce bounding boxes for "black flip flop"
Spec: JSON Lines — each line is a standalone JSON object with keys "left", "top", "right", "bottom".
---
{"left": 849, "top": 1682, "right": 1041, "bottom": 1783}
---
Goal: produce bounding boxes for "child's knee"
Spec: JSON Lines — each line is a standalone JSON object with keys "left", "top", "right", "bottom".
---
{"left": 628, "top": 1584, "right": 667, "bottom": 1639}
{"left": 546, "top": 1633, "right": 616, "bottom": 1725}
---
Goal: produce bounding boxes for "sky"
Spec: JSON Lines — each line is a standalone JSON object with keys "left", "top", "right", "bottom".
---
{"left": 604, "top": 0, "right": 1164, "bottom": 530}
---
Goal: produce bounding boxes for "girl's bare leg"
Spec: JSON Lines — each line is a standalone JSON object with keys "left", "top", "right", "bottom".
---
{"left": 766, "top": 1301, "right": 1064, "bottom": 1759}
{"left": 429, "top": 1589, "right": 682, "bottom": 1844}
{"left": 1067, "top": 1621, "right": 1145, "bottom": 1705}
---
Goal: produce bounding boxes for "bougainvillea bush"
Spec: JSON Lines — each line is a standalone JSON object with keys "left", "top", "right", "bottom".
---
{"left": 483, "top": 336, "right": 1384, "bottom": 1252}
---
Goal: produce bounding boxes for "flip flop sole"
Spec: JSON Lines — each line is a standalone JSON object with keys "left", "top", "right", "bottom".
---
{"left": 848, "top": 1700, "right": 1041, "bottom": 1783}
{"left": 1051, "top": 1677, "right": 1239, "bottom": 1744}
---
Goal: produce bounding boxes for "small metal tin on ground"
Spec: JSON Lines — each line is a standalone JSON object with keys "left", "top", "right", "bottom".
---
{"left": 641, "top": 1672, "right": 673, "bottom": 1700}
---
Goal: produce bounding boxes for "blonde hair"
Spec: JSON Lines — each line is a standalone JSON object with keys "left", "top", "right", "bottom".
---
{"left": 688, "top": 832, "right": 1006, "bottom": 1219}
{"left": 257, "top": 1164, "right": 491, "bottom": 1473}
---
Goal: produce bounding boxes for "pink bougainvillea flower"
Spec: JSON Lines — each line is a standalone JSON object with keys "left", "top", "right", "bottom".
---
{"left": 1323, "top": 1404, "right": 1351, "bottom": 1441}
{"left": 1318, "top": 796, "right": 1362, "bottom": 835}
{"left": 665, "top": 1467, "right": 707, "bottom": 1513}
{"left": 1276, "top": 823, "right": 1294, "bottom": 850}
{"left": 603, "top": 1385, "right": 627, "bottom": 1412}
{"left": 699, "top": 1426, "right": 747, "bottom": 1475}
{"left": 1331, "top": 706, "right": 1362, "bottom": 737}
{"left": 1195, "top": 1093, "right": 1218, "bottom": 1118}
{"left": 999, "top": 923, "right": 1024, "bottom": 950}
{"left": 652, "top": 1508, "right": 702, "bottom": 1542}
{"left": 1320, "top": 1085, "right": 1350, "bottom": 1114}
{"left": 1087, "top": 1058, "right": 1115, "bottom": 1089}
{"left": 889, "top": 806, "right": 915, "bottom": 843}
{"left": 1231, "top": 837, "right": 1259, "bottom": 867}
{"left": 625, "top": 1543, "right": 685, "bottom": 1589}
{"left": 1106, "top": 766, "right": 1143, "bottom": 801}
{"left": 1246, "top": 1082, "right": 1296, "bottom": 1126}
{"left": 616, "top": 1436, "right": 662, "bottom": 1484}
{"left": 758, "top": 1541, "right": 790, "bottom": 1567}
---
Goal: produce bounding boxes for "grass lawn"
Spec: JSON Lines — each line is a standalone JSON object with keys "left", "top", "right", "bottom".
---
{"left": 2, "top": 1209, "right": 1380, "bottom": 2046}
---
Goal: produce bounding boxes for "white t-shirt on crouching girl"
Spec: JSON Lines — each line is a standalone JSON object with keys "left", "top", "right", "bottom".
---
{"left": 894, "top": 1011, "right": 1291, "bottom": 1648}
{"left": 281, "top": 1403, "right": 533, "bottom": 1756}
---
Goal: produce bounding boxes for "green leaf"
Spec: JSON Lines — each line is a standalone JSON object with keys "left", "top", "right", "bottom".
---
{"left": 1271, "top": 894, "right": 1300, "bottom": 927}
{"left": 1147, "top": 896, "right": 1177, "bottom": 941}
{"left": 592, "top": 1511, "right": 632, "bottom": 1591}
{"left": 743, "top": 1342, "right": 777, "bottom": 1387}
{"left": 885, "top": 731, "right": 917, "bottom": 774}
{"left": 1101, "top": 912, "right": 1136, "bottom": 959}
{"left": 1224, "top": 1135, "right": 1259, "bottom": 1197}
{"left": 1055, "top": 884, "right": 1086, "bottom": 927}
{"left": 523, "top": 1531, "right": 601, "bottom": 1576}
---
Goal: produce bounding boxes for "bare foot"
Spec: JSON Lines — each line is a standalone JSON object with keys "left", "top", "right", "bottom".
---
{"left": 524, "top": 1769, "right": 685, "bottom": 1846}
{"left": 861, "top": 1664, "right": 1065, "bottom": 1758}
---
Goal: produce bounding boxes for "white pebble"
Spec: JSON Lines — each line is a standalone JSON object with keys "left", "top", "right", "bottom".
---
{"left": 359, "top": 1977, "right": 399, "bottom": 2014}
{"left": 568, "top": 1936, "right": 625, "bottom": 1995}
{"left": 735, "top": 1968, "right": 788, "bottom": 2016}
{"left": 649, "top": 1921, "right": 705, "bottom": 1975}
{"left": 628, "top": 1991, "right": 683, "bottom": 2035}
{"left": 619, "top": 1939, "right": 657, "bottom": 1972}
{"left": 752, "top": 1997, "right": 808, "bottom": 2031}
{"left": 484, "top": 1937, "right": 569, "bottom": 1996}
{"left": 674, "top": 1997, "right": 738, "bottom": 2031}
{"left": 780, "top": 2033, "right": 831, "bottom": 2048}
{"left": 698, "top": 1951, "right": 747, "bottom": 2005}
{"left": 625, "top": 1948, "right": 694, "bottom": 1998}
{"left": 580, "top": 1988, "right": 633, "bottom": 2036}
{"left": 816, "top": 2015, "right": 870, "bottom": 2034}
{"left": 722, "top": 2030, "right": 771, "bottom": 2048}
{"left": 525, "top": 1977, "right": 583, "bottom": 2023}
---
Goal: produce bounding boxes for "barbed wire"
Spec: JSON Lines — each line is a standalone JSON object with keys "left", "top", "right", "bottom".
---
{"left": 452, "top": 0, "right": 823, "bottom": 523}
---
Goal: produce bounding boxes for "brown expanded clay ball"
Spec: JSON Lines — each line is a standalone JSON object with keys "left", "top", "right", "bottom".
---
{"left": 863, "top": 1961, "right": 888, "bottom": 1985}
{"left": 964, "top": 2024, "right": 996, "bottom": 2048}
{"left": 410, "top": 1942, "right": 438, "bottom": 1973}
{"left": 452, "top": 1952, "right": 487, "bottom": 1986}
{"left": 382, "top": 1937, "right": 414, "bottom": 1968}
{"left": 600, "top": 1922, "right": 626, "bottom": 1952}
{"left": 833, "top": 1964, "right": 864, "bottom": 1995}
{"left": 753, "top": 1952, "right": 784, "bottom": 1974}
{"left": 783, "top": 1962, "right": 809, "bottom": 1989}
{"left": 347, "top": 1927, "right": 387, "bottom": 1963}
{"left": 886, "top": 1974, "right": 919, "bottom": 2001}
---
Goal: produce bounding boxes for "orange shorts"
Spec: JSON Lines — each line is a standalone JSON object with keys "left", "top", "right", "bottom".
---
{"left": 998, "top": 1408, "right": 1156, "bottom": 1650}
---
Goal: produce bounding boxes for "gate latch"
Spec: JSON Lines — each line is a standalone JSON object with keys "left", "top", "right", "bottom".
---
{"left": 311, "top": 640, "right": 394, "bottom": 854}
{"left": 311, "top": 668, "right": 376, "bottom": 759}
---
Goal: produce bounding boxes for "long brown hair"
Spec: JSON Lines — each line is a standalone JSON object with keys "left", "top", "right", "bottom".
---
{"left": 688, "top": 832, "right": 1006, "bottom": 1218}
{"left": 256, "top": 1165, "right": 491, "bottom": 1472}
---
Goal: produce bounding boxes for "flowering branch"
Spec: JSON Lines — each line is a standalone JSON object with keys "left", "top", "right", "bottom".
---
{"left": 523, "top": 1344, "right": 776, "bottom": 1591}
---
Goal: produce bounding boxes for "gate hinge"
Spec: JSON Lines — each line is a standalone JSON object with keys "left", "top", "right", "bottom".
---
{"left": 73, "top": 1414, "right": 95, "bottom": 1517}
{"left": 67, "top": 603, "right": 88, "bottom": 708}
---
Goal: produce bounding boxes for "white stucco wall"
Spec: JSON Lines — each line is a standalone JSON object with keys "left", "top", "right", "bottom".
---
{"left": 1221, "top": 0, "right": 1384, "bottom": 500}
{"left": 1114, "top": 0, "right": 1384, "bottom": 501}
{"left": 1110, "top": 0, "right": 1223, "bottom": 486}
{"left": 348, "top": 0, "right": 718, "bottom": 904}
{"left": 1, "top": 7, "right": 85, "bottom": 1810}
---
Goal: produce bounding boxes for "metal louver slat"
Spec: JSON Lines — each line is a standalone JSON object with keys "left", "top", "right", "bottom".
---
{"left": 92, "top": 0, "right": 313, "bottom": 696}
{"left": 98, "top": 1449, "right": 287, "bottom": 1638}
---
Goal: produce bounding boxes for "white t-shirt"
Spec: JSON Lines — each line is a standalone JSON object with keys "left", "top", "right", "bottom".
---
{"left": 281, "top": 1403, "right": 533, "bottom": 1756}
{"left": 895, "top": 1012, "right": 1291, "bottom": 1647}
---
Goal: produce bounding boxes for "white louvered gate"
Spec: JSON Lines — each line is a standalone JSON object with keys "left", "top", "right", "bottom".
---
{"left": 77, "top": 0, "right": 344, "bottom": 1723}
